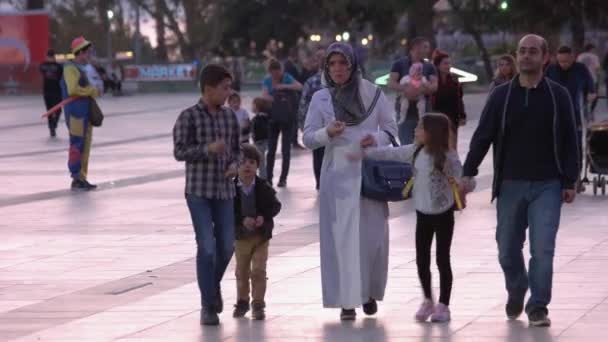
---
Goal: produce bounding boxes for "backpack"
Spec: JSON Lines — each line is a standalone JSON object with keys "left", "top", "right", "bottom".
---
{"left": 270, "top": 89, "right": 296, "bottom": 125}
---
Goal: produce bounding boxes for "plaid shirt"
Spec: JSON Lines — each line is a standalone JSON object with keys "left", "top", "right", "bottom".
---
{"left": 298, "top": 71, "right": 323, "bottom": 128}
{"left": 173, "top": 100, "right": 241, "bottom": 199}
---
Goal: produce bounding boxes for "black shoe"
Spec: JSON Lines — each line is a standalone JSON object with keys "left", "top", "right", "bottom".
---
{"left": 340, "top": 308, "right": 356, "bottom": 321}
{"left": 252, "top": 301, "right": 266, "bottom": 320}
{"left": 71, "top": 179, "right": 93, "bottom": 191}
{"left": 232, "top": 300, "right": 250, "bottom": 318}
{"left": 216, "top": 287, "right": 223, "bottom": 313}
{"left": 363, "top": 299, "right": 378, "bottom": 315}
{"left": 50, "top": 128, "right": 56, "bottom": 137}
{"left": 82, "top": 180, "right": 97, "bottom": 190}
{"left": 277, "top": 179, "right": 287, "bottom": 188}
{"left": 528, "top": 309, "right": 551, "bottom": 327}
{"left": 506, "top": 295, "right": 525, "bottom": 320}
{"left": 200, "top": 308, "right": 220, "bottom": 326}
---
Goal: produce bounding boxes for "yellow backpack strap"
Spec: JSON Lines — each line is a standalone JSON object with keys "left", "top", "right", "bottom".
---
{"left": 448, "top": 177, "right": 464, "bottom": 210}
{"left": 402, "top": 177, "right": 415, "bottom": 198}
{"left": 402, "top": 144, "right": 424, "bottom": 199}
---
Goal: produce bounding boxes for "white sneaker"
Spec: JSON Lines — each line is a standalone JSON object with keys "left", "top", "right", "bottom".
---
{"left": 415, "top": 299, "right": 434, "bottom": 322}
{"left": 430, "top": 303, "right": 451, "bottom": 323}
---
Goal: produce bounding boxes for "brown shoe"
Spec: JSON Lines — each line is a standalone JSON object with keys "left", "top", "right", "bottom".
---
{"left": 252, "top": 301, "right": 266, "bottom": 320}
{"left": 232, "top": 300, "right": 250, "bottom": 318}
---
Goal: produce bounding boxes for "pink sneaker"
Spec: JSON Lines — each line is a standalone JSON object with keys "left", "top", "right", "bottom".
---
{"left": 415, "top": 299, "right": 434, "bottom": 322}
{"left": 430, "top": 303, "right": 451, "bottom": 322}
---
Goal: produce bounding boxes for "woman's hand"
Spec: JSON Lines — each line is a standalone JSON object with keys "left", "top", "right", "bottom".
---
{"left": 360, "top": 134, "right": 376, "bottom": 148}
{"left": 346, "top": 150, "right": 363, "bottom": 161}
{"left": 326, "top": 121, "right": 346, "bottom": 138}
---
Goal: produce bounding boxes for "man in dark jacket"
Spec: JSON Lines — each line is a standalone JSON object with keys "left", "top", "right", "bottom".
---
{"left": 232, "top": 144, "right": 281, "bottom": 321}
{"left": 546, "top": 45, "right": 595, "bottom": 125}
{"left": 39, "top": 49, "right": 63, "bottom": 137}
{"left": 461, "top": 34, "right": 579, "bottom": 328}
{"left": 546, "top": 46, "right": 595, "bottom": 191}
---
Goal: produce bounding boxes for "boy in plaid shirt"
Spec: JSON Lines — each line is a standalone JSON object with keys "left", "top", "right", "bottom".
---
{"left": 173, "top": 64, "right": 240, "bottom": 326}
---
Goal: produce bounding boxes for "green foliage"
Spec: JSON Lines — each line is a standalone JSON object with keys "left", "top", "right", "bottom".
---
{"left": 460, "top": 43, "right": 480, "bottom": 57}
{"left": 488, "top": 41, "right": 517, "bottom": 56}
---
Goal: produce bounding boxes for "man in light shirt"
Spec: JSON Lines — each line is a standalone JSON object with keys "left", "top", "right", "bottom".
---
{"left": 577, "top": 43, "right": 601, "bottom": 114}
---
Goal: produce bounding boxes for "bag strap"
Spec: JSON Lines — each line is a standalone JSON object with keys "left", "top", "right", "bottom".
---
{"left": 412, "top": 144, "right": 424, "bottom": 163}
{"left": 368, "top": 87, "right": 398, "bottom": 148}
{"left": 383, "top": 130, "right": 399, "bottom": 147}
{"left": 367, "top": 87, "right": 382, "bottom": 116}
{"left": 401, "top": 144, "right": 425, "bottom": 199}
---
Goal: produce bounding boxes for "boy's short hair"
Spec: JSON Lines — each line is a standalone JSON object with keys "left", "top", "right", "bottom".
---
{"left": 267, "top": 59, "right": 282, "bottom": 72}
{"left": 557, "top": 45, "right": 573, "bottom": 54}
{"left": 240, "top": 143, "right": 261, "bottom": 166}
{"left": 199, "top": 64, "right": 232, "bottom": 93}
{"left": 228, "top": 93, "right": 241, "bottom": 102}
{"left": 253, "top": 97, "right": 271, "bottom": 113}
{"left": 584, "top": 43, "right": 595, "bottom": 52}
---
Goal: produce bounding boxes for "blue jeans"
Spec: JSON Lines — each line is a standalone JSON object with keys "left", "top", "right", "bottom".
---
{"left": 398, "top": 118, "right": 418, "bottom": 145}
{"left": 496, "top": 179, "right": 562, "bottom": 314}
{"left": 186, "top": 195, "right": 235, "bottom": 310}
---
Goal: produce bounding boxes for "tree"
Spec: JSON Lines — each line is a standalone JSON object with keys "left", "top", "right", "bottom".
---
{"left": 217, "top": 0, "right": 317, "bottom": 56}
{"left": 26, "top": 0, "right": 43, "bottom": 9}
{"left": 406, "top": 0, "right": 440, "bottom": 46}
{"left": 138, "top": 0, "right": 223, "bottom": 61}
{"left": 447, "top": 0, "right": 507, "bottom": 81}
{"left": 46, "top": 0, "right": 141, "bottom": 61}
{"left": 509, "top": 0, "right": 608, "bottom": 53}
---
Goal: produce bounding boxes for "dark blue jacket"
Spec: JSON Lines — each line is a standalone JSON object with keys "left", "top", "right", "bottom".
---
{"left": 545, "top": 62, "right": 593, "bottom": 128}
{"left": 463, "top": 76, "right": 580, "bottom": 200}
{"left": 233, "top": 176, "right": 281, "bottom": 241}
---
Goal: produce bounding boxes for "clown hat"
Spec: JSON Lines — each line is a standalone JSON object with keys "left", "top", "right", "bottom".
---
{"left": 71, "top": 36, "right": 92, "bottom": 54}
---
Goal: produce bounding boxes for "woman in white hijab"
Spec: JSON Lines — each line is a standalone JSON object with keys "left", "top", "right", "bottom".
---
{"left": 303, "top": 42, "right": 398, "bottom": 320}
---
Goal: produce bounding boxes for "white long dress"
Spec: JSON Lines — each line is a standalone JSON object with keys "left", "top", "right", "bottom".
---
{"left": 303, "top": 79, "right": 398, "bottom": 308}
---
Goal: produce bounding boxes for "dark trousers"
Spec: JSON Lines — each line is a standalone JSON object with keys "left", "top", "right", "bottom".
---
{"left": 292, "top": 125, "right": 300, "bottom": 145}
{"left": 312, "top": 147, "right": 325, "bottom": 190}
{"left": 416, "top": 209, "right": 455, "bottom": 306}
{"left": 44, "top": 93, "right": 62, "bottom": 130}
{"left": 266, "top": 120, "right": 292, "bottom": 183}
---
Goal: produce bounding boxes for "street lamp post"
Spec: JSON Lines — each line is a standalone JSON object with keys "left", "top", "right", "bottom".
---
{"left": 107, "top": 10, "right": 114, "bottom": 65}
{"left": 134, "top": 4, "right": 141, "bottom": 64}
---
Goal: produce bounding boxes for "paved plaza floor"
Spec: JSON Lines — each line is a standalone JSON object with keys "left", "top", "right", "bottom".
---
{"left": 1, "top": 92, "right": 608, "bottom": 341}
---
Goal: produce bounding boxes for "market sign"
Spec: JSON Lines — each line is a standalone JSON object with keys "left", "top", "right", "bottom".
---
{"left": 124, "top": 64, "right": 197, "bottom": 81}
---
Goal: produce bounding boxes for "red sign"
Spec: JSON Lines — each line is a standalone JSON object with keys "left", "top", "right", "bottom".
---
{"left": 123, "top": 64, "right": 197, "bottom": 82}
{"left": 0, "top": 11, "right": 49, "bottom": 94}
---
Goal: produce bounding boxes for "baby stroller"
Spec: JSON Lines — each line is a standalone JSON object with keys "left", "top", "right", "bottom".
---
{"left": 582, "top": 118, "right": 608, "bottom": 195}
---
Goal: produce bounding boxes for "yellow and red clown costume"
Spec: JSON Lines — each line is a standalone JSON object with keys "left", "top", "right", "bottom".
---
{"left": 60, "top": 37, "right": 99, "bottom": 181}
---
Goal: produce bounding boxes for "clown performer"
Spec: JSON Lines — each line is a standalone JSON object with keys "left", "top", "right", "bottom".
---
{"left": 60, "top": 36, "right": 100, "bottom": 191}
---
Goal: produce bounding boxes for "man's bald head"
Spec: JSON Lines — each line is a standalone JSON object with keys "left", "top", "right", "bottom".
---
{"left": 517, "top": 34, "right": 549, "bottom": 75}
{"left": 518, "top": 34, "right": 548, "bottom": 56}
